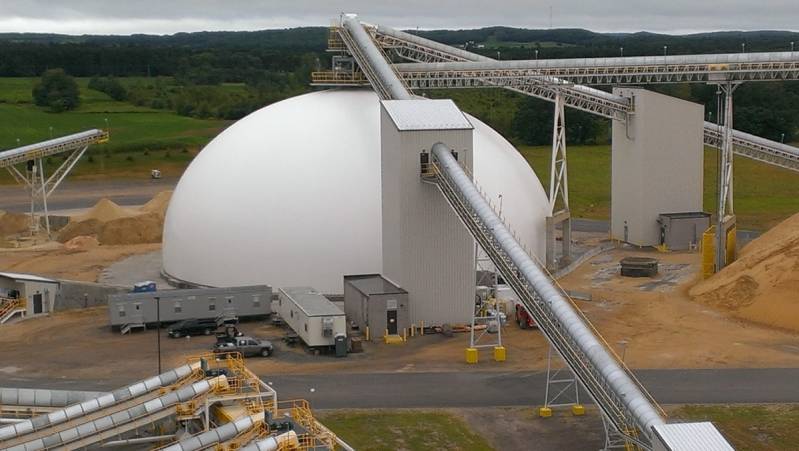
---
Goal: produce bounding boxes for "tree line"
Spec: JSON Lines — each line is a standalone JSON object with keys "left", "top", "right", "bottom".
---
{"left": 3, "top": 26, "right": 797, "bottom": 142}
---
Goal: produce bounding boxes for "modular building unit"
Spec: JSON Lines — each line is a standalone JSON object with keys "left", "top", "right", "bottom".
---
{"left": 658, "top": 212, "right": 711, "bottom": 251}
{"left": 652, "top": 422, "right": 734, "bottom": 451}
{"left": 344, "top": 274, "right": 409, "bottom": 341}
{"left": 277, "top": 287, "right": 346, "bottom": 347}
{"left": 0, "top": 271, "right": 59, "bottom": 317}
{"left": 108, "top": 285, "right": 271, "bottom": 327}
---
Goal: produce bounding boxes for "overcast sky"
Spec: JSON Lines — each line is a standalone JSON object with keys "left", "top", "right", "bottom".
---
{"left": 1, "top": 1, "right": 798, "bottom": 35}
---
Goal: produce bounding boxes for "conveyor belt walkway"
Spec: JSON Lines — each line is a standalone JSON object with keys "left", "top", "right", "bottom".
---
{"left": 424, "top": 143, "right": 664, "bottom": 448}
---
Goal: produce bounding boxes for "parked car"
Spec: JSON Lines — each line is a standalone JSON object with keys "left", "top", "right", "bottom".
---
{"left": 213, "top": 335, "right": 274, "bottom": 357}
{"left": 167, "top": 318, "right": 219, "bottom": 338}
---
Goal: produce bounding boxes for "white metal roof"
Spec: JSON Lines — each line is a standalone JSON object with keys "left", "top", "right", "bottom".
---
{"left": 280, "top": 287, "right": 344, "bottom": 317}
{"left": 652, "top": 422, "right": 734, "bottom": 451}
{"left": 0, "top": 271, "right": 59, "bottom": 284}
{"left": 381, "top": 99, "right": 473, "bottom": 131}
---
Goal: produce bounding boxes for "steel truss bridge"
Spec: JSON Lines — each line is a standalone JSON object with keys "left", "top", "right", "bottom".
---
{"left": 315, "top": 20, "right": 799, "bottom": 274}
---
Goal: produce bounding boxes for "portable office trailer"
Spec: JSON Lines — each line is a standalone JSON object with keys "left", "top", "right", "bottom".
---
{"left": 343, "top": 274, "right": 408, "bottom": 341}
{"left": 277, "top": 287, "right": 346, "bottom": 348}
{"left": 108, "top": 285, "right": 271, "bottom": 328}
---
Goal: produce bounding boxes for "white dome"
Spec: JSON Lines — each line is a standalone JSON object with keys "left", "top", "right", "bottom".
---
{"left": 163, "top": 89, "right": 550, "bottom": 293}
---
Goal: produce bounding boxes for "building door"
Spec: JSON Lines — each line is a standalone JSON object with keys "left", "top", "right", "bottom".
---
{"left": 33, "top": 293, "right": 43, "bottom": 314}
{"left": 386, "top": 309, "right": 398, "bottom": 335}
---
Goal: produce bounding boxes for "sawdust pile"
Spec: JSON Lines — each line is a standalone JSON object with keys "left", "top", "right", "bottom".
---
{"left": 0, "top": 210, "right": 30, "bottom": 236}
{"left": 690, "top": 212, "right": 799, "bottom": 332}
{"left": 58, "top": 191, "right": 172, "bottom": 245}
{"left": 64, "top": 235, "right": 100, "bottom": 250}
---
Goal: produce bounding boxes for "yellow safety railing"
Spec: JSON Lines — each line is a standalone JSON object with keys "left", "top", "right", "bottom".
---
{"left": 311, "top": 71, "right": 368, "bottom": 85}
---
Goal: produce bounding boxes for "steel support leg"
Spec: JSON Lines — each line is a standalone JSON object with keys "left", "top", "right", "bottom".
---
{"left": 546, "top": 91, "right": 571, "bottom": 271}
{"left": 543, "top": 345, "right": 580, "bottom": 409}
{"left": 716, "top": 82, "right": 738, "bottom": 272}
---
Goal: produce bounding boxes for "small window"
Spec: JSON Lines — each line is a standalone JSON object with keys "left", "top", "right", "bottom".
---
{"left": 253, "top": 295, "right": 261, "bottom": 307}
{"left": 174, "top": 302, "right": 182, "bottom": 314}
{"left": 119, "top": 311, "right": 126, "bottom": 317}
{"left": 187, "top": 295, "right": 196, "bottom": 301}
{"left": 248, "top": 340, "right": 257, "bottom": 346}
{"left": 226, "top": 297, "right": 233, "bottom": 304}
{"left": 209, "top": 302, "right": 216, "bottom": 311}
{"left": 135, "top": 304, "right": 140, "bottom": 311}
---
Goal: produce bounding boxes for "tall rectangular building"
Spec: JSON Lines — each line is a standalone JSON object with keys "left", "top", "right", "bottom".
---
{"left": 611, "top": 88, "right": 704, "bottom": 246}
{"left": 380, "top": 99, "right": 475, "bottom": 325}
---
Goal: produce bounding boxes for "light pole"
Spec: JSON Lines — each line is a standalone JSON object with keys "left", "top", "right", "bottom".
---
{"left": 535, "top": 49, "right": 539, "bottom": 60}
{"left": 620, "top": 46, "right": 624, "bottom": 57}
{"left": 781, "top": 133, "right": 785, "bottom": 143}
{"left": 792, "top": 41, "right": 795, "bottom": 52}
{"left": 155, "top": 295, "right": 161, "bottom": 374}
{"left": 741, "top": 43, "right": 745, "bottom": 53}
{"left": 663, "top": 45, "right": 668, "bottom": 57}
{"left": 497, "top": 51, "right": 501, "bottom": 60}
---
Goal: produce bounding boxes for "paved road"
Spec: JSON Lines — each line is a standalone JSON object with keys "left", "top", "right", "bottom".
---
{"left": 4, "top": 368, "right": 799, "bottom": 408}
{"left": 0, "top": 177, "right": 178, "bottom": 213}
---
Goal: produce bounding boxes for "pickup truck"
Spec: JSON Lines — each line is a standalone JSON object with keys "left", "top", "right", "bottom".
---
{"left": 213, "top": 335, "right": 274, "bottom": 357}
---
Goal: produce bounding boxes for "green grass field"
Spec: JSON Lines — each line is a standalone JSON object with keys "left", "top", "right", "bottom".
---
{"left": 0, "top": 77, "right": 229, "bottom": 183}
{"left": 520, "top": 144, "right": 799, "bottom": 230}
{"left": 673, "top": 404, "right": 799, "bottom": 451}
{"left": 318, "top": 410, "right": 493, "bottom": 451}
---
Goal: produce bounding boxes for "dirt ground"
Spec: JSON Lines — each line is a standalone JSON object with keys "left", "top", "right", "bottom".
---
{"left": 0, "top": 243, "right": 160, "bottom": 282}
{"left": 559, "top": 247, "right": 799, "bottom": 369}
{"left": 2, "top": 241, "right": 799, "bottom": 383}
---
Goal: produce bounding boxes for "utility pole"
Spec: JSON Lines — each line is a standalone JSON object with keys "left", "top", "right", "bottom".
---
{"left": 155, "top": 296, "right": 161, "bottom": 374}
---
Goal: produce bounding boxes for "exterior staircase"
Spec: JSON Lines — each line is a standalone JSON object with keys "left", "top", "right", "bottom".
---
{"left": 0, "top": 296, "right": 25, "bottom": 324}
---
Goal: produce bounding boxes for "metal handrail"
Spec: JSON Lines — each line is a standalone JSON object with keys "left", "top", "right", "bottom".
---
{"left": 426, "top": 150, "right": 664, "bottom": 448}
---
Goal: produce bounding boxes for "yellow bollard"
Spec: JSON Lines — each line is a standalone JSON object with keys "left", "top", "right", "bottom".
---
{"left": 493, "top": 346, "right": 506, "bottom": 362}
{"left": 538, "top": 407, "right": 552, "bottom": 418}
{"left": 571, "top": 405, "right": 585, "bottom": 416}
{"left": 365, "top": 326, "right": 370, "bottom": 341}
{"left": 465, "top": 347, "right": 478, "bottom": 364}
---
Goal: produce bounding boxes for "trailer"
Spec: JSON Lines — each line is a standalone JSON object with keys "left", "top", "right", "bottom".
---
{"left": 277, "top": 287, "right": 346, "bottom": 350}
{"left": 108, "top": 285, "right": 272, "bottom": 330}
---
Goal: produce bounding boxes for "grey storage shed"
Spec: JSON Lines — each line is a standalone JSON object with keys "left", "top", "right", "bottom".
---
{"left": 344, "top": 274, "right": 409, "bottom": 341}
{"left": 108, "top": 285, "right": 271, "bottom": 328}
{"left": 657, "top": 212, "right": 711, "bottom": 251}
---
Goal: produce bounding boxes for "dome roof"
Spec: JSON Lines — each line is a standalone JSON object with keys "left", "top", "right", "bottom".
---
{"left": 163, "top": 89, "right": 550, "bottom": 293}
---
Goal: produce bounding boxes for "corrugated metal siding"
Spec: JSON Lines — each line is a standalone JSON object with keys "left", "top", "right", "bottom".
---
{"left": 652, "top": 422, "right": 734, "bottom": 451}
{"left": 381, "top": 99, "right": 474, "bottom": 131}
{"left": 380, "top": 104, "right": 475, "bottom": 326}
{"left": 108, "top": 286, "right": 272, "bottom": 325}
{"left": 611, "top": 88, "right": 704, "bottom": 246}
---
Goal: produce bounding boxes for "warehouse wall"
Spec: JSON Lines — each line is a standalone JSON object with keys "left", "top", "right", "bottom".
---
{"left": 611, "top": 88, "right": 704, "bottom": 246}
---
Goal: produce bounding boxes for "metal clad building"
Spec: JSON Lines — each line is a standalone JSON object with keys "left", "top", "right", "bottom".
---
{"left": 108, "top": 285, "right": 272, "bottom": 327}
{"left": 343, "top": 274, "right": 409, "bottom": 340}
{"left": 277, "top": 287, "right": 346, "bottom": 347}
{"left": 652, "top": 422, "right": 734, "bottom": 451}
{"left": 380, "top": 99, "right": 475, "bottom": 325}
{"left": 611, "top": 88, "right": 704, "bottom": 246}
{"left": 0, "top": 272, "right": 59, "bottom": 317}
